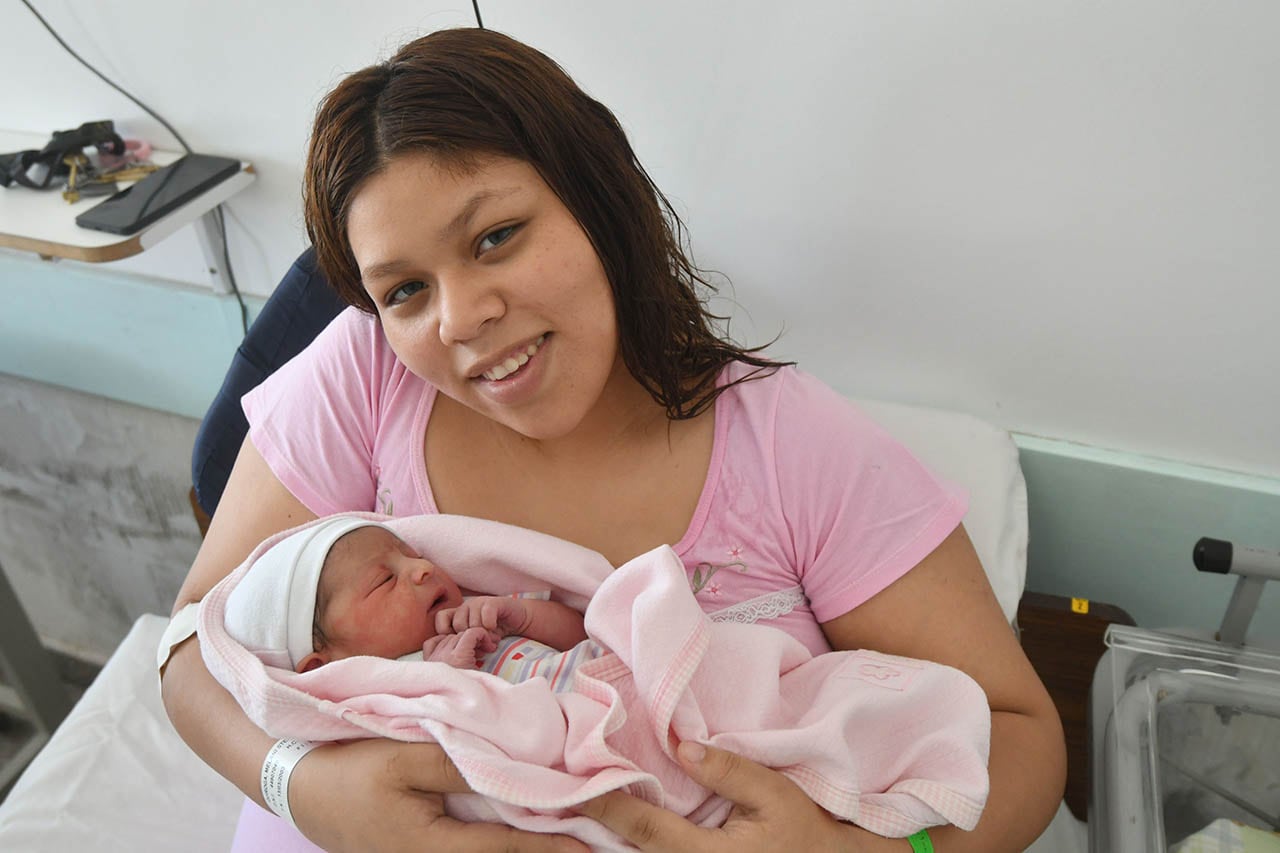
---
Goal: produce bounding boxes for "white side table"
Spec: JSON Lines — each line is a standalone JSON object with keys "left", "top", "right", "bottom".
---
{"left": 0, "top": 129, "right": 255, "bottom": 293}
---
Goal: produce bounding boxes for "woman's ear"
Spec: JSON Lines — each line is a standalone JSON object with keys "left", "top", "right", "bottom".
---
{"left": 295, "top": 651, "right": 330, "bottom": 673}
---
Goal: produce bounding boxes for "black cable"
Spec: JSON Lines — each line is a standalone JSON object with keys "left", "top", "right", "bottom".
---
{"left": 22, "top": 0, "right": 250, "bottom": 336}
{"left": 472, "top": 0, "right": 485, "bottom": 29}
{"left": 21, "top": 0, "right": 191, "bottom": 154}
{"left": 215, "top": 208, "right": 249, "bottom": 333}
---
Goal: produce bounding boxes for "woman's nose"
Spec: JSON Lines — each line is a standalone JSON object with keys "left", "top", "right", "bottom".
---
{"left": 436, "top": 276, "right": 505, "bottom": 346}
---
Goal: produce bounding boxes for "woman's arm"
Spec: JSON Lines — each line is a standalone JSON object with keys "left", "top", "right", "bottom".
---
{"left": 818, "top": 524, "right": 1067, "bottom": 852}
{"left": 162, "top": 438, "right": 316, "bottom": 799}
{"left": 578, "top": 524, "right": 1065, "bottom": 852}
{"left": 162, "top": 438, "right": 586, "bottom": 853}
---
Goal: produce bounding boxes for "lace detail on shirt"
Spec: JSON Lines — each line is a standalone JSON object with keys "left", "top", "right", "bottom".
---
{"left": 707, "top": 585, "right": 806, "bottom": 625}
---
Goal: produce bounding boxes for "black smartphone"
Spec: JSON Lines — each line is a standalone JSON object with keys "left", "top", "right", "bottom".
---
{"left": 74, "top": 153, "right": 241, "bottom": 235}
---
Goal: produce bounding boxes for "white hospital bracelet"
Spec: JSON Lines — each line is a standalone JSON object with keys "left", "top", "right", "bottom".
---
{"left": 156, "top": 601, "right": 201, "bottom": 676}
{"left": 261, "top": 738, "right": 320, "bottom": 828}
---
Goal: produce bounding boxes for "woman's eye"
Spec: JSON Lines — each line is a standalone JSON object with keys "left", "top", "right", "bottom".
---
{"left": 477, "top": 225, "right": 518, "bottom": 254}
{"left": 386, "top": 280, "right": 426, "bottom": 306}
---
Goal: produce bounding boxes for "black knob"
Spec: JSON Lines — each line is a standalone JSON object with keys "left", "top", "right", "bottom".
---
{"left": 1193, "top": 537, "right": 1233, "bottom": 574}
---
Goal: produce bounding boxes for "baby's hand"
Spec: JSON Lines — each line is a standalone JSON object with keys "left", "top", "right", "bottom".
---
{"left": 435, "top": 596, "right": 530, "bottom": 638}
{"left": 422, "top": 626, "right": 496, "bottom": 669}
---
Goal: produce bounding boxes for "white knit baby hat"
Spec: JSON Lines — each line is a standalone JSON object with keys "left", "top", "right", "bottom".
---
{"left": 223, "top": 516, "right": 385, "bottom": 670}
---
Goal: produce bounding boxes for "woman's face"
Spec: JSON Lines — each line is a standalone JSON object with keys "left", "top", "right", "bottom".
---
{"left": 347, "top": 152, "right": 624, "bottom": 441}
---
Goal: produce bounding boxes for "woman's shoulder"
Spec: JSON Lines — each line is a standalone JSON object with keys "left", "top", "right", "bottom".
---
{"left": 246, "top": 306, "right": 431, "bottom": 433}
{"left": 718, "top": 360, "right": 926, "bottom": 485}
{"left": 306, "top": 307, "right": 425, "bottom": 391}
{"left": 720, "top": 360, "right": 867, "bottom": 428}
{"left": 317, "top": 306, "right": 389, "bottom": 354}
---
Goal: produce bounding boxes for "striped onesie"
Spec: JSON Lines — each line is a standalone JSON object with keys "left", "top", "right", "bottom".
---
{"left": 480, "top": 635, "right": 604, "bottom": 693}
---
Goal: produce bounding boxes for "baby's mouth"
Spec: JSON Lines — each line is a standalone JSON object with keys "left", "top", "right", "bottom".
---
{"left": 424, "top": 586, "right": 449, "bottom": 617}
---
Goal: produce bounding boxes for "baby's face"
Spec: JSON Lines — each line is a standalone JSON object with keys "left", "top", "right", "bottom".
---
{"left": 317, "top": 526, "right": 462, "bottom": 660}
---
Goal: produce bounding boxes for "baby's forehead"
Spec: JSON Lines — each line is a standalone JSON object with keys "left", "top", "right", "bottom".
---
{"left": 320, "top": 525, "right": 404, "bottom": 578}
{"left": 322, "top": 525, "right": 404, "bottom": 572}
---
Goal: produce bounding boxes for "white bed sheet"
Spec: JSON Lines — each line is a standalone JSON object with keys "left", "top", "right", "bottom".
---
{"left": 0, "top": 398, "right": 1085, "bottom": 852}
{"left": 0, "top": 614, "right": 243, "bottom": 852}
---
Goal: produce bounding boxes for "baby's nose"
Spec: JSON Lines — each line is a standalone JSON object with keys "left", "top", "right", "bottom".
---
{"left": 407, "top": 559, "right": 434, "bottom": 584}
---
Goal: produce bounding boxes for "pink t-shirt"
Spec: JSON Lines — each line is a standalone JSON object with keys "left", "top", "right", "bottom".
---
{"left": 244, "top": 308, "right": 966, "bottom": 656}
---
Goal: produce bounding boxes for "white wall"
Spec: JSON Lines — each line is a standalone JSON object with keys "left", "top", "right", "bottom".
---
{"left": 6, "top": 0, "right": 1278, "bottom": 479}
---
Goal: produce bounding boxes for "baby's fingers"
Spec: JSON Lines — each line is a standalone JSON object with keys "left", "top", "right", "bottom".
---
{"left": 435, "top": 607, "right": 459, "bottom": 635}
{"left": 456, "top": 626, "right": 489, "bottom": 654}
{"left": 479, "top": 598, "right": 504, "bottom": 631}
{"left": 449, "top": 601, "right": 488, "bottom": 633}
{"left": 422, "top": 634, "right": 455, "bottom": 662}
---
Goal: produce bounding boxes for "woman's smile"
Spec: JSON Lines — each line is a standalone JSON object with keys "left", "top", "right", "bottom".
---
{"left": 477, "top": 333, "right": 548, "bottom": 382}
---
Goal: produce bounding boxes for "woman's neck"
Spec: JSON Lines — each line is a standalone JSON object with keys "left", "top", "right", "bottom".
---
{"left": 487, "top": 359, "right": 674, "bottom": 463}
{"left": 425, "top": 359, "right": 718, "bottom": 563}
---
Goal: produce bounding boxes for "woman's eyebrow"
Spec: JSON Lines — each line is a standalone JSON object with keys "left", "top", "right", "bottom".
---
{"left": 361, "top": 258, "right": 414, "bottom": 285}
{"left": 360, "top": 185, "right": 521, "bottom": 285}
{"left": 441, "top": 186, "right": 520, "bottom": 242}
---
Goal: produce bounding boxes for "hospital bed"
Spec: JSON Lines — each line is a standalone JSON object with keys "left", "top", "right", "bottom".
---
{"left": 0, "top": 251, "right": 1089, "bottom": 852}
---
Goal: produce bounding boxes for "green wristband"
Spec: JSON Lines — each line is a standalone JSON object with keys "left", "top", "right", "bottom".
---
{"left": 907, "top": 829, "right": 934, "bottom": 853}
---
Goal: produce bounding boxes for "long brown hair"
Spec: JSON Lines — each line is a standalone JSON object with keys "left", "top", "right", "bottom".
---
{"left": 304, "top": 28, "right": 789, "bottom": 419}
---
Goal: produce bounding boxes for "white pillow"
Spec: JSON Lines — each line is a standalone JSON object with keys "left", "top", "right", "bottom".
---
{"left": 854, "top": 399, "right": 1029, "bottom": 624}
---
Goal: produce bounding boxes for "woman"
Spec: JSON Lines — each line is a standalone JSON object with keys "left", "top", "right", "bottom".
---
{"left": 160, "top": 27, "right": 1065, "bottom": 853}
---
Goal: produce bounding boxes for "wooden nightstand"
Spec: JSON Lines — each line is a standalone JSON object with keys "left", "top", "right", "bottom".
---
{"left": 1017, "top": 590, "right": 1136, "bottom": 821}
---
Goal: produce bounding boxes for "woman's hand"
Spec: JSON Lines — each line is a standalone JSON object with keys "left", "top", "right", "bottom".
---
{"left": 575, "top": 742, "right": 896, "bottom": 852}
{"left": 289, "top": 738, "right": 589, "bottom": 853}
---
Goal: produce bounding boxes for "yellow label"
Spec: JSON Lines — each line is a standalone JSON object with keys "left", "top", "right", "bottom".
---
{"left": 1071, "top": 598, "right": 1090, "bottom": 614}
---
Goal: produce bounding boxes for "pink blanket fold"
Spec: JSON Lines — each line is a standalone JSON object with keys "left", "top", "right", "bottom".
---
{"left": 200, "top": 514, "right": 990, "bottom": 849}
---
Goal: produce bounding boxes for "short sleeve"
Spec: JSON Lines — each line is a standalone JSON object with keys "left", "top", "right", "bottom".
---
{"left": 773, "top": 370, "right": 968, "bottom": 623}
{"left": 241, "top": 308, "right": 391, "bottom": 516}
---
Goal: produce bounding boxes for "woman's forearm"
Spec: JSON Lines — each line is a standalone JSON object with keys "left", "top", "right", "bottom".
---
{"left": 856, "top": 707, "right": 1067, "bottom": 852}
{"left": 160, "top": 636, "right": 276, "bottom": 806}
{"left": 819, "top": 528, "right": 1069, "bottom": 852}
{"left": 942, "top": 706, "right": 1067, "bottom": 850}
{"left": 161, "top": 437, "right": 321, "bottom": 807}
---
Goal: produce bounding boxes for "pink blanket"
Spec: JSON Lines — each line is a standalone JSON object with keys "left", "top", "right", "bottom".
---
{"left": 200, "top": 514, "right": 990, "bottom": 849}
